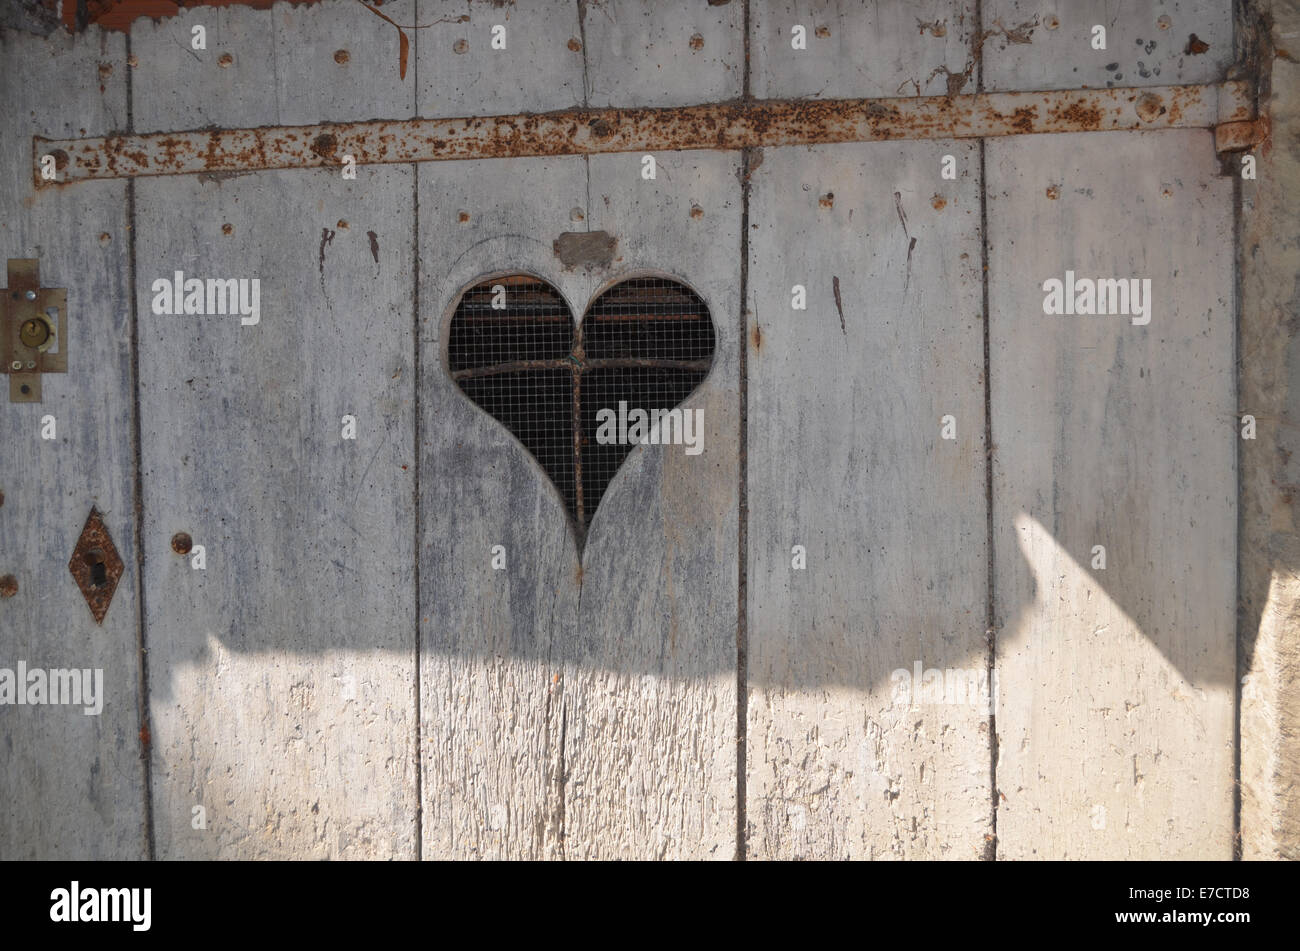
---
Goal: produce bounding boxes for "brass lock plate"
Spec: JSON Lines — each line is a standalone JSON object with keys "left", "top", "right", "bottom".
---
{"left": 1, "top": 259, "right": 67, "bottom": 403}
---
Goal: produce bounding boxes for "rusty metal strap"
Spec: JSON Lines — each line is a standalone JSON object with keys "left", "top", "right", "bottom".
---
{"left": 36, "top": 81, "right": 1255, "bottom": 185}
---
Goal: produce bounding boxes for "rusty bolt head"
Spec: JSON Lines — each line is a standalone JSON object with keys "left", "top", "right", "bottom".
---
{"left": 334, "top": 49, "right": 350, "bottom": 65}
{"left": 0, "top": 574, "right": 16, "bottom": 598}
{"left": 221, "top": 223, "right": 233, "bottom": 235}
{"left": 171, "top": 532, "right": 193, "bottom": 555}
{"left": 689, "top": 33, "right": 705, "bottom": 50}
{"left": 457, "top": 210, "right": 470, "bottom": 223}
{"left": 454, "top": 38, "right": 468, "bottom": 54}
{"left": 568, "top": 37, "right": 582, "bottom": 52}
{"left": 218, "top": 53, "right": 233, "bottom": 68}
{"left": 1136, "top": 92, "right": 1165, "bottom": 122}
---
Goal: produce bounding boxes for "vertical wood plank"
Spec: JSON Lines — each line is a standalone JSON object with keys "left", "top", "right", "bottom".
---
{"left": 0, "top": 26, "right": 144, "bottom": 860}
{"left": 745, "top": 140, "right": 990, "bottom": 858}
{"left": 750, "top": 0, "right": 977, "bottom": 100}
{"left": 581, "top": 0, "right": 744, "bottom": 107}
{"left": 130, "top": 0, "right": 418, "bottom": 130}
{"left": 561, "top": 150, "right": 741, "bottom": 859}
{"left": 417, "top": 1, "right": 583, "bottom": 119}
{"left": 135, "top": 166, "right": 417, "bottom": 858}
{"left": 980, "top": 0, "right": 1233, "bottom": 93}
{"left": 419, "top": 156, "right": 588, "bottom": 859}
{"left": 987, "top": 130, "right": 1235, "bottom": 858}
{"left": 128, "top": 0, "right": 420, "bottom": 861}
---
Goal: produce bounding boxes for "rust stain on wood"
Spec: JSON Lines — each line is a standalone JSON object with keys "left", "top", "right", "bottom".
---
{"left": 63, "top": 0, "right": 328, "bottom": 33}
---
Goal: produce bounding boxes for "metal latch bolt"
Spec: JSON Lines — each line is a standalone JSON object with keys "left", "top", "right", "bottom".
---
{"left": 1, "top": 259, "right": 67, "bottom": 403}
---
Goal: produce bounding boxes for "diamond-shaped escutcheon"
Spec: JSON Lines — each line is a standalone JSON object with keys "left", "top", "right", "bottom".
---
{"left": 68, "top": 507, "right": 123, "bottom": 624}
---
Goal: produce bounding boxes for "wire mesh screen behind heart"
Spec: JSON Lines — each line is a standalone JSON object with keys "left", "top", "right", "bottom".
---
{"left": 448, "top": 274, "right": 715, "bottom": 547}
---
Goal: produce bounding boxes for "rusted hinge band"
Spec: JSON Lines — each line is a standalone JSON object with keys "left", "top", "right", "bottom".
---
{"left": 35, "top": 81, "right": 1254, "bottom": 185}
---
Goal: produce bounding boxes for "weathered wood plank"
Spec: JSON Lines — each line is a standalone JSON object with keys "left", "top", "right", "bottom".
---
{"left": 418, "top": 156, "right": 588, "bottom": 859}
{"left": 751, "top": 0, "right": 978, "bottom": 99}
{"left": 136, "top": 166, "right": 417, "bottom": 859}
{"left": 745, "top": 140, "right": 990, "bottom": 858}
{"left": 128, "top": 0, "right": 420, "bottom": 861}
{"left": 560, "top": 150, "right": 740, "bottom": 859}
{"left": 987, "top": 130, "right": 1235, "bottom": 858}
{"left": 0, "top": 25, "right": 144, "bottom": 861}
{"left": 981, "top": 0, "right": 1233, "bottom": 93}
{"left": 418, "top": 0, "right": 583, "bottom": 119}
{"left": 130, "top": 0, "right": 417, "bottom": 130}
{"left": 1238, "top": 0, "right": 1300, "bottom": 861}
{"left": 581, "top": 0, "right": 744, "bottom": 107}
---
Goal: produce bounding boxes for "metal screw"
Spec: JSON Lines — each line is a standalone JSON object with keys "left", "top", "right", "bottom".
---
{"left": 24, "top": 290, "right": 36, "bottom": 301}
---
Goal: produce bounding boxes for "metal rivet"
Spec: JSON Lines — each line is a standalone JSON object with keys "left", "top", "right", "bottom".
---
{"left": 24, "top": 290, "right": 36, "bottom": 300}
{"left": 171, "top": 532, "right": 193, "bottom": 555}
{"left": 10, "top": 361, "right": 21, "bottom": 371}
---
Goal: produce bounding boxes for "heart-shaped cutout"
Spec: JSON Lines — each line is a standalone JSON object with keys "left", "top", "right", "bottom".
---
{"left": 448, "top": 274, "right": 716, "bottom": 550}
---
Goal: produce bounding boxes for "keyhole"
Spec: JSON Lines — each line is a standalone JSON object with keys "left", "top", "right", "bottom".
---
{"left": 19, "top": 317, "right": 50, "bottom": 349}
{"left": 84, "top": 548, "right": 107, "bottom": 587}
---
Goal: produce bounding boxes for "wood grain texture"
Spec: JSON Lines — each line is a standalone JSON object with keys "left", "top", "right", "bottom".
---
{"left": 126, "top": 0, "right": 420, "bottom": 860}
{"left": 745, "top": 140, "right": 990, "bottom": 858}
{"left": 562, "top": 151, "right": 740, "bottom": 859}
{"left": 581, "top": 0, "right": 744, "bottom": 107}
{"left": 0, "top": 26, "right": 145, "bottom": 860}
{"left": 135, "top": 166, "right": 417, "bottom": 859}
{"left": 750, "top": 0, "right": 977, "bottom": 100}
{"left": 418, "top": 149, "right": 739, "bottom": 858}
{"left": 130, "top": 0, "right": 417, "bottom": 131}
{"left": 987, "top": 131, "right": 1235, "bottom": 858}
{"left": 1238, "top": 0, "right": 1300, "bottom": 860}
{"left": 417, "top": 0, "right": 583, "bottom": 119}
{"left": 980, "top": 0, "right": 1232, "bottom": 93}
{"left": 419, "top": 157, "right": 587, "bottom": 860}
